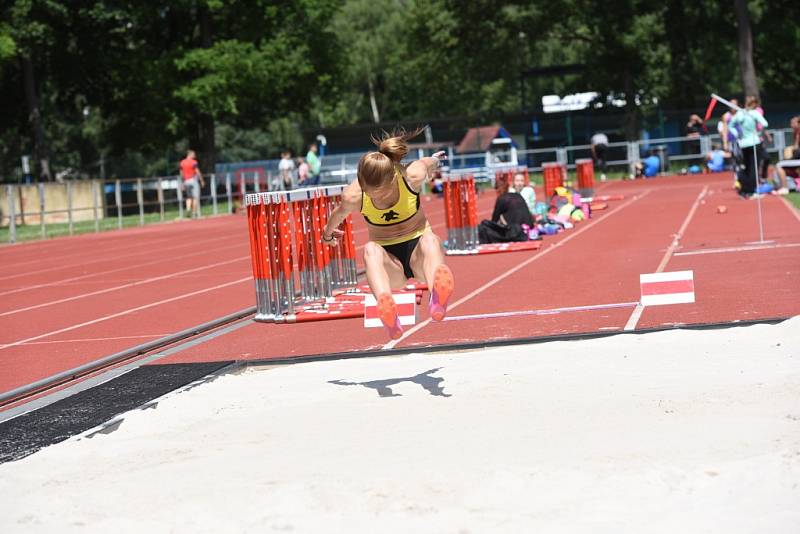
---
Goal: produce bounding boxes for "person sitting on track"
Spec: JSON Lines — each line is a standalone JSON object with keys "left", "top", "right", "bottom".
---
{"left": 321, "top": 128, "right": 455, "bottom": 340}
{"left": 775, "top": 146, "right": 800, "bottom": 194}
{"left": 632, "top": 150, "right": 661, "bottom": 178}
{"left": 706, "top": 143, "right": 730, "bottom": 173}
{"left": 492, "top": 183, "right": 534, "bottom": 228}
{"left": 510, "top": 172, "right": 536, "bottom": 215}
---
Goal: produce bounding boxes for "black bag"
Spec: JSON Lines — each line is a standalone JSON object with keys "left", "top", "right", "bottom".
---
{"left": 478, "top": 219, "right": 528, "bottom": 244}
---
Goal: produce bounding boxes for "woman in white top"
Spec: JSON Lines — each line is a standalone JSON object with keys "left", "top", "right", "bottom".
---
{"left": 511, "top": 173, "right": 536, "bottom": 214}
{"left": 729, "top": 96, "right": 768, "bottom": 198}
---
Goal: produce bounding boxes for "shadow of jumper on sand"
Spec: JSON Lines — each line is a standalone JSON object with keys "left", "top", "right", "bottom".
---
{"left": 329, "top": 367, "right": 451, "bottom": 398}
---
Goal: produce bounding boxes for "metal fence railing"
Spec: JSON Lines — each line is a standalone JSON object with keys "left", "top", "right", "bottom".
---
{"left": 1, "top": 128, "right": 794, "bottom": 243}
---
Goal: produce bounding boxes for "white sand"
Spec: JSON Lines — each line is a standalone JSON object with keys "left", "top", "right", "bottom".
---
{"left": 2, "top": 319, "right": 800, "bottom": 533}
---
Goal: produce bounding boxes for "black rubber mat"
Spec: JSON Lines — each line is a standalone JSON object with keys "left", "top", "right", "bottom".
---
{"left": 0, "top": 362, "right": 233, "bottom": 464}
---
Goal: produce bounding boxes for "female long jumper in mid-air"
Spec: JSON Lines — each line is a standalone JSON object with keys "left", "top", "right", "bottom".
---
{"left": 322, "top": 128, "right": 455, "bottom": 340}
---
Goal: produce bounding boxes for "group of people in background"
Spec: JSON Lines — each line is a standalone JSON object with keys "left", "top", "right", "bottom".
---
{"left": 277, "top": 143, "right": 322, "bottom": 191}
{"left": 706, "top": 96, "right": 798, "bottom": 198}
{"left": 590, "top": 97, "right": 797, "bottom": 198}
{"left": 176, "top": 142, "right": 323, "bottom": 218}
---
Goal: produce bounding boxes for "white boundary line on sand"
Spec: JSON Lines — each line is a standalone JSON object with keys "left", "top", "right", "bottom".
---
{"left": 623, "top": 186, "right": 708, "bottom": 331}
{"left": 0, "top": 256, "right": 249, "bottom": 317}
{"left": 0, "top": 277, "right": 251, "bottom": 351}
{"left": 382, "top": 190, "right": 651, "bottom": 350}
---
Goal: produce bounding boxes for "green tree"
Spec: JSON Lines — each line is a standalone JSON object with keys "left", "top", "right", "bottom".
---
{"left": 3, "top": 0, "right": 69, "bottom": 180}
{"left": 576, "top": 0, "right": 670, "bottom": 139}
{"left": 330, "top": 0, "right": 405, "bottom": 123}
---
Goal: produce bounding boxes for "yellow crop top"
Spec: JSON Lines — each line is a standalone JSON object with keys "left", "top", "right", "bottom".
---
{"left": 360, "top": 169, "right": 420, "bottom": 227}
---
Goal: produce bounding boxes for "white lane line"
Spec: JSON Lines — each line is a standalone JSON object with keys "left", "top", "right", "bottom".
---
{"left": 0, "top": 232, "right": 237, "bottom": 282}
{"left": 0, "top": 277, "right": 251, "bottom": 351}
{"left": 18, "top": 334, "right": 173, "bottom": 345}
{"left": 0, "top": 242, "right": 245, "bottom": 297}
{"left": 443, "top": 301, "right": 639, "bottom": 322}
{"left": 623, "top": 185, "right": 708, "bottom": 331}
{"left": 382, "top": 191, "right": 651, "bottom": 350}
{"left": 779, "top": 196, "right": 800, "bottom": 224}
{"left": 0, "top": 234, "right": 180, "bottom": 270}
{"left": 0, "top": 229, "right": 213, "bottom": 272}
{"left": 673, "top": 242, "right": 800, "bottom": 257}
{"left": 0, "top": 256, "right": 250, "bottom": 317}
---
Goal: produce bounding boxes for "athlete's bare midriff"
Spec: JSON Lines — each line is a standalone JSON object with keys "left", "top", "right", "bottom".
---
{"left": 366, "top": 210, "right": 428, "bottom": 243}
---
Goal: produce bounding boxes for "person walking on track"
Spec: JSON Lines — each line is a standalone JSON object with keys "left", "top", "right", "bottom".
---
{"left": 179, "top": 150, "right": 205, "bottom": 217}
{"left": 322, "top": 128, "right": 455, "bottom": 340}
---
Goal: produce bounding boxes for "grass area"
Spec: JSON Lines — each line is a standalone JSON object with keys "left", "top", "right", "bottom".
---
{"left": 1, "top": 201, "right": 235, "bottom": 244}
{"left": 785, "top": 191, "right": 800, "bottom": 211}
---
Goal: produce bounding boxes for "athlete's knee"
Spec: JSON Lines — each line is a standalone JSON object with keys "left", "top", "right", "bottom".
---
{"left": 364, "top": 241, "right": 384, "bottom": 262}
{"left": 419, "top": 231, "right": 442, "bottom": 252}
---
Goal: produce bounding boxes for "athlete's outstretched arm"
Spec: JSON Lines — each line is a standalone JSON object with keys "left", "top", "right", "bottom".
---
{"left": 406, "top": 151, "right": 447, "bottom": 191}
{"left": 322, "top": 182, "right": 361, "bottom": 245}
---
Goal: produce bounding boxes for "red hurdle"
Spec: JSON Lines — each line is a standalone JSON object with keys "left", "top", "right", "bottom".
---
{"left": 575, "top": 158, "right": 595, "bottom": 197}
{"left": 494, "top": 167, "right": 530, "bottom": 195}
{"left": 442, "top": 174, "right": 479, "bottom": 254}
{"left": 245, "top": 186, "right": 358, "bottom": 322}
{"left": 542, "top": 162, "right": 566, "bottom": 199}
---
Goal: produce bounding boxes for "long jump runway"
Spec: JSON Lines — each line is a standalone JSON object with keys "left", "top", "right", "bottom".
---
{"left": 147, "top": 173, "right": 800, "bottom": 365}
{"left": 1, "top": 173, "right": 799, "bottom": 402}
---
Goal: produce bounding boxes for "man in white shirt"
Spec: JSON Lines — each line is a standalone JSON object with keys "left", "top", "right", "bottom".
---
{"left": 277, "top": 151, "right": 296, "bottom": 191}
{"left": 591, "top": 132, "right": 609, "bottom": 181}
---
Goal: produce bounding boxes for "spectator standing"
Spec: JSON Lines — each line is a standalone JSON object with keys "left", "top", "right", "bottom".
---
{"left": 729, "top": 97, "right": 769, "bottom": 198}
{"left": 179, "top": 149, "right": 204, "bottom": 217}
{"left": 686, "top": 114, "right": 704, "bottom": 138}
{"left": 749, "top": 96, "right": 772, "bottom": 180}
{"left": 590, "top": 132, "right": 609, "bottom": 181}
{"left": 306, "top": 143, "right": 322, "bottom": 185}
{"left": 719, "top": 98, "right": 739, "bottom": 153}
{"left": 277, "top": 151, "right": 296, "bottom": 191}
{"left": 296, "top": 157, "right": 309, "bottom": 186}
{"left": 791, "top": 116, "right": 800, "bottom": 149}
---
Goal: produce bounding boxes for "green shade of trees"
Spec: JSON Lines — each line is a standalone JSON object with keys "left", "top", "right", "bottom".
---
{"left": 1, "top": 0, "right": 797, "bottom": 182}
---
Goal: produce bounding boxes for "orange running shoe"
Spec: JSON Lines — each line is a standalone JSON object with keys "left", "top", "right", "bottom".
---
{"left": 376, "top": 293, "right": 403, "bottom": 340}
{"left": 429, "top": 264, "right": 454, "bottom": 321}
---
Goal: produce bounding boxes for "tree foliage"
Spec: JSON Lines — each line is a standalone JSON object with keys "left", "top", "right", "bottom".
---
{"left": 0, "top": 0, "right": 797, "bottom": 181}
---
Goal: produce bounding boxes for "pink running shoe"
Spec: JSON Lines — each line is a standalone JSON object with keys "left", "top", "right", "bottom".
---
{"left": 429, "top": 264, "right": 454, "bottom": 321}
{"left": 376, "top": 294, "right": 403, "bottom": 340}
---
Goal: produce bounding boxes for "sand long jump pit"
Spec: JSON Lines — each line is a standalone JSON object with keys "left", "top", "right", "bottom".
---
{"left": 1, "top": 318, "right": 799, "bottom": 533}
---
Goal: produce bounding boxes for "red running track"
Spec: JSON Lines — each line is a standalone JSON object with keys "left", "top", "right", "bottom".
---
{"left": 1, "top": 174, "right": 799, "bottom": 397}
{"left": 0, "top": 195, "right": 459, "bottom": 395}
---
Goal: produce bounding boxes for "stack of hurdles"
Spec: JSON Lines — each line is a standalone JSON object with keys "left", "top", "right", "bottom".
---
{"left": 442, "top": 161, "right": 622, "bottom": 255}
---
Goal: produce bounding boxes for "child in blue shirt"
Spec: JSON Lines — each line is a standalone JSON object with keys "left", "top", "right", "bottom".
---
{"left": 706, "top": 144, "right": 727, "bottom": 172}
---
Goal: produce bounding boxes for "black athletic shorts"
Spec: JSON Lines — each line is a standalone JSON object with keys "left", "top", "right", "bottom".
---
{"left": 381, "top": 235, "right": 422, "bottom": 279}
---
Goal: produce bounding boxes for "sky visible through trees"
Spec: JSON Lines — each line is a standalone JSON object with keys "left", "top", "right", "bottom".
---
{"left": 1, "top": 0, "right": 797, "bottom": 181}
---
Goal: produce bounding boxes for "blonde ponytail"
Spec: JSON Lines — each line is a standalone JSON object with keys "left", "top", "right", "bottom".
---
{"left": 371, "top": 126, "right": 426, "bottom": 164}
{"left": 358, "top": 126, "right": 426, "bottom": 191}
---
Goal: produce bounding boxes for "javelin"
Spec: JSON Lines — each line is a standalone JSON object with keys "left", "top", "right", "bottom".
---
{"left": 711, "top": 93, "right": 743, "bottom": 111}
